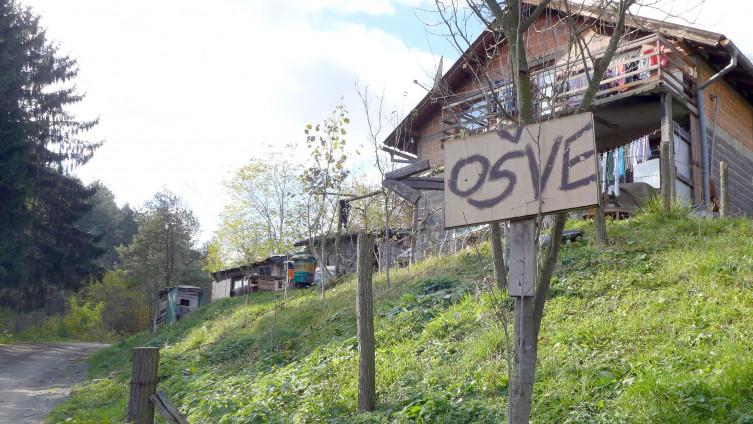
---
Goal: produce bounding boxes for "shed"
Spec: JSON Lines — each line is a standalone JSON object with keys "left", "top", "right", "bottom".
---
{"left": 155, "top": 286, "right": 204, "bottom": 326}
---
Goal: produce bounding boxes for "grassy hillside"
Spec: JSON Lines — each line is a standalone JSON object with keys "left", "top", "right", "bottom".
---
{"left": 50, "top": 206, "right": 753, "bottom": 423}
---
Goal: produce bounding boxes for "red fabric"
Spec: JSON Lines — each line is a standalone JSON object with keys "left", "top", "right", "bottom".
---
{"left": 644, "top": 46, "right": 669, "bottom": 67}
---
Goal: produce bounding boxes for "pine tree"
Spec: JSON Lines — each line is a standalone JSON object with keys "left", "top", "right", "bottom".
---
{"left": 0, "top": 0, "right": 102, "bottom": 310}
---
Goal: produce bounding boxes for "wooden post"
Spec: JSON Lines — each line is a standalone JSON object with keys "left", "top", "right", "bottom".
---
{"left": 660, "top": 141, "right": 672, "bottom": 213}
{"left": 356, "top": 233, "right": 376, "bottom": 412}
{"left": 720, "top": 161, "right": 729, "bottom": 218}
{"left": 383, "top": 194, "right": 391, "bottom": 288}
{"left": 660, "top": 92, "right": 674, "bottom": 212}
{"left": 507, "top": 218, "right": 538, "bottom": 423}
{"left": 127, "top": 347, "right": 160, "bottom": 424}
{"left": 508, "top": 219, "right": 536, "bottom": 297}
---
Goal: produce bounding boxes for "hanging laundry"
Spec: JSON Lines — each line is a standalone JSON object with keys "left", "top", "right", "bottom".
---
{"left": 601, "top": 153, "right": 608, "bottom": 193}
{"left": 620, "top": 52, "right": 639, "bottom": 92}
{"left": 605, "top": 151, "right": 615, "bottom": 189}
{"left": 613, "top": 149, "right": 620, "bottom": 196}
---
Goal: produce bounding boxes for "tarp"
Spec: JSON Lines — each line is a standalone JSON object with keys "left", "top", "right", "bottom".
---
{"left": 165, "top": 287, "right": 178, "bottom": 326}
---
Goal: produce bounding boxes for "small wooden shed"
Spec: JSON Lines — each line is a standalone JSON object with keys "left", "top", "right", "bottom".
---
{"left": 155, "top": 286, "right": 205, "bottom": 326}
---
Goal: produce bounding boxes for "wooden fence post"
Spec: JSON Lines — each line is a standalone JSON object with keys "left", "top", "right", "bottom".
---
{"left": 720, "top": 161, "right": 729, "bottom": 218}
{"left": 356, "top": 233, "right": 376, "bottom": 412}
{"left": 660, "top": 92, "right": 673, "bottom": 212}
{"left": 127, "top": 347, "right": 160, "bottom": 424}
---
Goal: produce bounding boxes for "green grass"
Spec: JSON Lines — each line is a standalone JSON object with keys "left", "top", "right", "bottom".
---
{"left": 49, "top": 209, "right": 753, "bottom": 423}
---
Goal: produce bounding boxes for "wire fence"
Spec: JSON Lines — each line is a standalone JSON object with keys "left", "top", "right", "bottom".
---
{"left": 159, "top": 249, "right": 475, "bottom": 368}
{"left": 156, "top": 249, "right": 482, "bottom": 400}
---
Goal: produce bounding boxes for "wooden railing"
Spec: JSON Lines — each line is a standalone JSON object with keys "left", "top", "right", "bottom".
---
{"left": 441, "top": 34, "right": 697, "bottom": 141}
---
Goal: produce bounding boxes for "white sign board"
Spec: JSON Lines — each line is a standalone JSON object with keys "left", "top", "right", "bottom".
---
{"left": 444, "top": 112, "right": 599, "bottom": 228}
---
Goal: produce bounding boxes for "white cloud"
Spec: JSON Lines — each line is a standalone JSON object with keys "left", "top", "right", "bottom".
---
{"left": 27, "top": 0, "right": 746, "bottom": 244}
{"left": 24, "top": 0, "right": 438, "bottom": 241}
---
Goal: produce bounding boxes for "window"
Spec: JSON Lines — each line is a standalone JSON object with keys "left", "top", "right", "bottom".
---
{"left": 231, "top": 276, "right": 241, "bottom": 289}
{"left": 258, "top": 266, "right": 272, "bottom": 276}
{"left": 180, "top": 299, "right": 190, "bottom": 306}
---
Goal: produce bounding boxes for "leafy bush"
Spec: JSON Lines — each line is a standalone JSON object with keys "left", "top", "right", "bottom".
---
{"left": 79, "top": 270, "right": 152, "bottom": 334}
{"left": 411, "top": 277, "right": 457, "bottom": 295}
{"left": 62, "top": 296, "right": 113, "bottom": 341}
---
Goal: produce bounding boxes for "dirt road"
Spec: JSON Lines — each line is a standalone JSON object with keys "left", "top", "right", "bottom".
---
{"left": 0, "top": 342, "right": 109, "bottom": 424}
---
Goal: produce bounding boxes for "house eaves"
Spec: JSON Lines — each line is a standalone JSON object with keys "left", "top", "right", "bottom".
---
{"left": 383, "top": 0, "right": 753, "bottom": 154}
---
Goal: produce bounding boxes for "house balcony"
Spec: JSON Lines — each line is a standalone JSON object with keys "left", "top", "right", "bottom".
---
{"left": 440, "top": 33, "right": 698, "bottom": 151}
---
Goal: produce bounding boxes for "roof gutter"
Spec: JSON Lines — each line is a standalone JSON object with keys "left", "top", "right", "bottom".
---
{"left": 697, "top": 38, "right": 738, "bottom": 207}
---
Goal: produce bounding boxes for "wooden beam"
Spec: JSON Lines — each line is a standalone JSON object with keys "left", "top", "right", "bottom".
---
{"left": 660, "top": 91, "right": 674, "bottom": 211}
{"left": 381, "top": 145, "right": 417, "bottom": 161}
{"left": 382, "top": 179, "right": 421, "bottom": 204}
{"left": 150, "top": 390, "right": 190, "bottom": 424}
{"left": 401, "top": 178, "right": 444, "bottom": 191}
{"left": 384, "top": 159, "right": 430, "bottom": 180}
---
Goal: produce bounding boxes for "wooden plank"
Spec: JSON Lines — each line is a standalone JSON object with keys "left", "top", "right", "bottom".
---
{"left": 402, "top": 177, "right": 444, "bottom": 191}
{"left": 382, "top": 178, "right": 421, "bottom": 204}
{"left": 150, "top": 390, "right": 190, "bottom": 424}
{"left": 657, "top": 34, "right": 696, "bottom": 69}
{"left": 444, "top": 113, "right": 599, "bottom": 228}
{"left": 508, "top": 219, "right": 536, "bottom": 297}
{"left": 384, "top": 159, "right": 430, "bottom": 180}
{"left": 380, "top": 145, "right": 417, "bottom": 161}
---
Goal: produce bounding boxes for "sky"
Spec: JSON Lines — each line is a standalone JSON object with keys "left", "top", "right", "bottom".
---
{"left": 22, "top": 0, "right": 752, "bottom": 243}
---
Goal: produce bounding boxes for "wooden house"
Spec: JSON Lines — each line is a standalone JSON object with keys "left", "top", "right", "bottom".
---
{"left": 294, "top": 229, "right": 411, "bottom": 274}
{"left": 382, "top": 1, "right": 753, "bottom": 251}
{"left": 210, "top": 255, "right": 294, "bottom": 301}
{"left": 155, "top": 286, "right": 204, "bottom": 326}
{"left": 210, "top": 266, "right": 249, "bottom": 302}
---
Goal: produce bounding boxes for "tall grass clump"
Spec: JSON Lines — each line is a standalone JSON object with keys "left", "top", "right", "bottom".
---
{"left": 636, "top": 193, "right": 695, "bottom": 222}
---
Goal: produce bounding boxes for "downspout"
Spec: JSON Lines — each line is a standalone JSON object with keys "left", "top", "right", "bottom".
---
{"left": 708, "top": 95, "right": 719, "bottom": 171}
{"left": 698, "top": 39, "right": 738, "bottom": 207}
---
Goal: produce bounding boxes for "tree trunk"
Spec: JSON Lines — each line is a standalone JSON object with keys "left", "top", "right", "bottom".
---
{"left": 321, "top": 242, "right": 327, "bottom": 300}
{"left": 594, "top": 202, "right": 609, "bottom": 245}
{"left": 335, "top": 201, "right": 343, "bottom": 276}
{"left": 490, "top": 222, "right": 507, "bottom": 291}
{"left": 356, "top": 233, "right": 376, "bottom": 411}
{"left": 410, "top": 195, "right": 420, "bottom": 266}
{"left": 152, "top": 284, "right": 159, "bottom": 333}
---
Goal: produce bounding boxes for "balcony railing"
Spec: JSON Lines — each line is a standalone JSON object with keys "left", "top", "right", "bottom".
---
{"left": 441, "top": 34, "right": 697, "bottom": 141}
